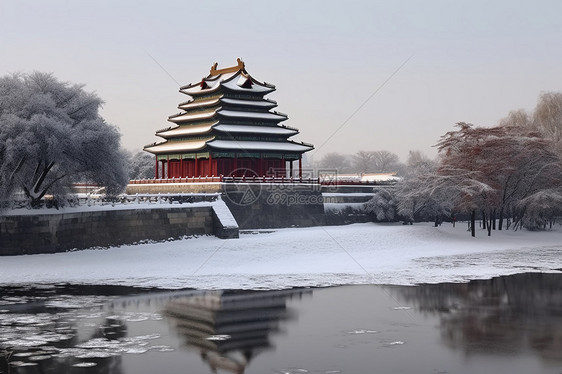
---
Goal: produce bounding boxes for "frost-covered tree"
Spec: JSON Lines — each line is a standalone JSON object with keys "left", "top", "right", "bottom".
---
{"left": 435, "top": 122, "right": 562, "bottom": 235}
{"left": 128, "top": 151, "right": 155, "bottom": 180}
{"left": 363, "top": 189, "right": 396, "bottom": 222}
{"left": 515, "top": 188, "right": 562, "bottom": 230}
{"left": 394, "top": 151, "right": 453, "bottom": 223}
{"left": 0, "top": 72, "right": 129, "bottom": 207}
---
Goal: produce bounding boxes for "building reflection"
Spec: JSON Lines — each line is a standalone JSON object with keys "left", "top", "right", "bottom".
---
{"left": 388, "top": 273, "right": 562, "bottom": 362}
{"left": 164, "top": 289, "right": 311, "bottom": 374}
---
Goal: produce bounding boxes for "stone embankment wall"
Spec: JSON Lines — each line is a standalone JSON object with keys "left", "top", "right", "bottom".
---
{"left": 0, "top": 205, "right": 237, "bottom": 256}
{"left": 0, "top": 183, "right": 382, "bottom": 255}
{"left": 222, "top": 183, "right": 326, "bottom": 229}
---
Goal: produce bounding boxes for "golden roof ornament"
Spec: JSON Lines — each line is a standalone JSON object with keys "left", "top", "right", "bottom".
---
{"left": 210, "top": 58, "right": 245, "bottom": 76}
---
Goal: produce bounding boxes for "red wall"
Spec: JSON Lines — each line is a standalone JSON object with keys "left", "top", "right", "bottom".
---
{"left": 161, "top": 158, "right": 287, "bottom": 178}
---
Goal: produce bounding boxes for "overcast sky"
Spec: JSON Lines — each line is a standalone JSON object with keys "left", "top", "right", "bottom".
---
{"left": 1, "top": 0, "right": 561, "bottom": 162}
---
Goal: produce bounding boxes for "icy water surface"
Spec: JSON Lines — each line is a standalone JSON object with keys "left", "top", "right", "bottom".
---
{"left": 1, "top": 273, "right": 561, "bottom": 374}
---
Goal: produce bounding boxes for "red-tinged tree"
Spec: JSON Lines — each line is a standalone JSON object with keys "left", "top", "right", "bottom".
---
{"left": 435, "top": 123, "right": 561, "bottom": 236}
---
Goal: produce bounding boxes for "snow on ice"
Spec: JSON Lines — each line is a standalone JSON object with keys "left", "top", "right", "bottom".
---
{"left": 0, "top": 222, "right": 560, "bottom": 290}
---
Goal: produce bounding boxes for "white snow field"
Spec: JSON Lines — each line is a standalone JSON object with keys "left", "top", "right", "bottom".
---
{"left": 0, "top": 222, "right": 560, "bottom": 290}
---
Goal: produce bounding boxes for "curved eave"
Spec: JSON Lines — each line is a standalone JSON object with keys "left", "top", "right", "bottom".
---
{"left": 221, "top": 78, "right": 275, "bottom": 94}
{"left": 168, "top": 109, "right": 218, "bottom": 123}
{"left": 217, "top": 109, "right": 287, "bottom": 122}
{"left": 213, "top": 124, "right": 298, "bottom": 136}
{"left": 180, "top": 82, "right": 223, "bottom": 96}
{"left": 144, "top": 138, "right": 214, "bottom": 155}
{"left": 179, "top": 71, "right": 234, "bottom": 91}
{"left": 179, "top": 70, "right": 275, "bottom": 96}
{"left": 219, "top": 97, "right": 277, "bottom": 109}
{"left": 157, "top": 122, "right": 218, "bottom": 138}
{"left": 178, "top": 97, "right": 221, "bottom": 111}
{"left": 206, "top": 140, "right": 313, "bottom": 153}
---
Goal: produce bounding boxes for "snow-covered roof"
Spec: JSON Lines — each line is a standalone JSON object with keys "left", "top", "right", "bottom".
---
{"left": 157, "top": 122, "right": 217, "bottom": 137}
{"left": 220, "top": 97, "right": 277, "bottom": 109}
{"left": 217, "top": 109, "right": 287, "bottom": 121}
{"left": 168, "top": 109, "right": 217, "bottom": 123}
{"left": 207, "top": 140, "right": 313, "bottom": 152}
{"left": 144, "top": 137, "right": 213, "bottom": 154}
{"left": 220, "top": 74, "right": 274, "bottom": 94}
{"left": 213, "top": 124, "right": 298, "bottom": 136}
{"left": 168, "top": 106, "right": 286, "bottom": 124}
{"left": 179, "top": 62, "right": 275, "bottom": 97}
{"left": 178, "top": 98, "right": 221, "bottom": 110}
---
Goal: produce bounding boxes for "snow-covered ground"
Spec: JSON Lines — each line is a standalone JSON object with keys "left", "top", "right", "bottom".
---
{"left": 0, "top": 222, "right": 560, "bottom": 290}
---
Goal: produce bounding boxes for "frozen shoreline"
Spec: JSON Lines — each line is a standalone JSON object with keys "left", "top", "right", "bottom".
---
{"left": 1, "top": 222, "right": 560, "bottom": 290}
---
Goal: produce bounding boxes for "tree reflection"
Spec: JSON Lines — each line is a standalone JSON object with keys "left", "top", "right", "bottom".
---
{"left": 164, "top": 289, "right": 310, "bottom": 374}
{"left": 388, "top": 273, "right": 562, "bottom": 362}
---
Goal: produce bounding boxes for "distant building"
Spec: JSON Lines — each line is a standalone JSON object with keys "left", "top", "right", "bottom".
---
{"left": 144, "top": 58, "right": 313, "bottom": 179}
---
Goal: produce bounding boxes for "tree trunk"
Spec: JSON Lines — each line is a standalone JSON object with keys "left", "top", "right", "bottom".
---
{"left": 471, "top": 210, "right": 476, "bottom": 237}
{"left": 482, "top": 210, "right": 487, "bottom": 230}
{"left": 498, "top": 207, "right": 504, "bottom": 231}
{"left": 487, "top": 212, "right": 492, "bottom": 236}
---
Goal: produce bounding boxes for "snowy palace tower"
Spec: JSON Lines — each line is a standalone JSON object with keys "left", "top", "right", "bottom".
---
{"left": 144, "top": 58, "right": 314, "bottom": 179}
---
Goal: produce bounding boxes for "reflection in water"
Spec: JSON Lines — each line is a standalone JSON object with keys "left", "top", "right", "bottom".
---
{"left": 164, "top": 289, "right": 309, "bottom": 374}
{"left": 388, "top": 272, "right": 562, "bottom": 362}
{"left": 0, "top": 286, "right": 310, "bottom": 374}
{"left": 1, "top": 273, "right": 562, "bottom": 374}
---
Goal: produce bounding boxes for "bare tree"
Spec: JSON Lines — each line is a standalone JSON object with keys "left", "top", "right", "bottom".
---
{"left": 317, "top": 152, "right": 352, "bottom": 173}
{"left": 533, "top": 92, "right": 562, "bottom": 157}
{"left": 352, "top": 151, "right": 376, "bottom": 174}
{"left": 371, "top": 150, "right": 401, "bottom": 173}
{"left": 498, "top": 109, "right": 531, "bottom": 128}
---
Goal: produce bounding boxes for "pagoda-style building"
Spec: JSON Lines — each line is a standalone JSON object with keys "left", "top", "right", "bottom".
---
{"left": 144, "top": 58, "right": 313, "bottom": 179}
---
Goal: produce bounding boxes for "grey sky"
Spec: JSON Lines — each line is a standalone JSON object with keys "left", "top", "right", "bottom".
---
{"left": 1, "top": 0, "right": 561, "bottom": 162}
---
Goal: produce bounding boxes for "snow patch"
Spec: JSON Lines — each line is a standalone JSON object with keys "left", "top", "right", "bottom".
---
{"left": 0, "top": 223, "right": 560, "bottom": 290}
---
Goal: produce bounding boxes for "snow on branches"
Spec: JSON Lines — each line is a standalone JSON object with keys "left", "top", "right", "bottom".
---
{"left": 0, "top": 72, "right": 129, "bottom": 208}
{"left": 434, "top": 122, "right": 562, "bottom": 234}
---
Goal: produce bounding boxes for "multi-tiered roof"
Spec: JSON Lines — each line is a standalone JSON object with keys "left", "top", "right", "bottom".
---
{"left": 144, "top": 59, "right": 313, "bottom": 178}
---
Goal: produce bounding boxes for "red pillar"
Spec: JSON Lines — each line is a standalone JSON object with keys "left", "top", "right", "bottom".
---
{"left": 233, "top": 155, "right": 238, "bottom": 177}
{"left": 299, "top": 156, "right": 302, "bottom": 179}
{"left": 209, "top": 153, "right": 213, "bottom": 176}
{"left": 155, "top": 156, "right": 159, "bottom": 179}
{"left": 166, "top": 155, "right": 169, "bottom": 179}
{"left": 194, "top": 154, "right": 198, "bottom": 177}
{"left": 180, "top": 156, "right": 184, "bottom": 178}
